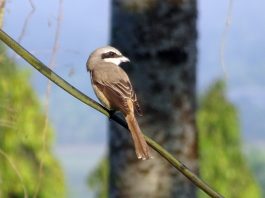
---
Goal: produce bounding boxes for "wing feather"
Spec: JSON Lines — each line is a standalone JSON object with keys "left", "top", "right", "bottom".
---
{"left": 91, "top": 63, "right": 142, "bottom": 115}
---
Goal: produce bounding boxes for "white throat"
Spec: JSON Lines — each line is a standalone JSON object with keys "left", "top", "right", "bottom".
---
{"left": 103, "top": 56, "right": 129, "bottom": 66}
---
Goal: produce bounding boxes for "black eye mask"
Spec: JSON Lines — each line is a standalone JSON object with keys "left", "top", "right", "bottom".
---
{"left": 101, "top": 51, "right": 121, "bottom": 59}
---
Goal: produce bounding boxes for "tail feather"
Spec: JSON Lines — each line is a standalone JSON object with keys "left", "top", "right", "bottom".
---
{"left": 125, "top": 113, "right": 151, "bottom": 160}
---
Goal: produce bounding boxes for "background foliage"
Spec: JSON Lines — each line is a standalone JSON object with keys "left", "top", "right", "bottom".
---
{"left": 0, "top": 46, "right": 65, "bottom": 198}
{"left": 198, "top": 80, "right": 261, "bottom": 197}
{"left": 87, "top": 158, "right": 109, "bottom": 198}
{"left": 245, "top": 147, "right": 265, "bottom": 197}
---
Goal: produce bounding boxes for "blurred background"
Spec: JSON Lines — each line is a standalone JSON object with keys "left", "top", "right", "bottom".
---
{"left": 0, "top": 0, "right": 265, "bottom": 197}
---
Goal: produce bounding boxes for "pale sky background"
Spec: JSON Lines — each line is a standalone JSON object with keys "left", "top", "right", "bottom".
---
{"left": 2, "top": 0, "right": 265, "bottom": 197}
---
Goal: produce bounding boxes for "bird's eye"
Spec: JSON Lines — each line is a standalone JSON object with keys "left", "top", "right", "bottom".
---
{"left": 109, "top": 52, "right": 115, "bottom": 56}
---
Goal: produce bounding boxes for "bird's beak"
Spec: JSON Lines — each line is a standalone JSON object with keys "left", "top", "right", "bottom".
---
{"left": 121, "top": 56, "right": 130, "bottom": 63}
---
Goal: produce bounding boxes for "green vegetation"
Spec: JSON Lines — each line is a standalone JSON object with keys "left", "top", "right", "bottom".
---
{"left": 246, "top": 147, "right": 265, "bottom": 197}
{"left": 198, "top": 80, "right": 261, "bottom": 198}
{"left": 88, "top": 158, "right": 109, "bottom": 198}
{"left": 0, "top": 46, "right": 65, "bottom": 197}
{"left": 88, "top": 80, "right": 262, "bottom": 198}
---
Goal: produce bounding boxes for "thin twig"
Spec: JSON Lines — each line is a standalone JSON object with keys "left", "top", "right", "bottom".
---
{"left": 28, "top": 0, "right": 36, "bottom": 10}
{"left": 12, "top": 0, "right": 35, "bottom": 60}
{"left": 0, "top": 29, "right": 224, "bottom": 198}
{"left": 0, "top": 120, "right": 16, "bottom": 129}
{"left": 0, "top": 0, "right": 5, "bottom": 28}
{"left": 0, "top": 149, "right": 28, "bottom": 198}
{"left": 220, "top": 0, "right": 233, "bottom": 79}
{"left": 33, "top": 0, "right": 63, "bottom": 197}
{"left": 17, "top": 0, "right": 35, "bottom": 44}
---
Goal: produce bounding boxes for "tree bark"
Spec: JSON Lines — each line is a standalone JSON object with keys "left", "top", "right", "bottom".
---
{"left": 109, "top": 0, "right": 198, "bottom": 197}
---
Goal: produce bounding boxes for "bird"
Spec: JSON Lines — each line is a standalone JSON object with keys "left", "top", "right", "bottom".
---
{"left": 86, "top": 46, "right": 151, "bottom": 160}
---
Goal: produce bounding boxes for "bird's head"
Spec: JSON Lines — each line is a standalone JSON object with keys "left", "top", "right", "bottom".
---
{"left": 86, "top": 46, "right": 130, "bottom": 71}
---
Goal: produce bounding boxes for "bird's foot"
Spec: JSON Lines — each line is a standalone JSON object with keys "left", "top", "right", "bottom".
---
{"left": 109, "top": 109, "right": 116, "bottom": 119}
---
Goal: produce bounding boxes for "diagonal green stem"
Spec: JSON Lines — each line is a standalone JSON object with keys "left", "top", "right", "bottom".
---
{"left": 0, "top": 29, "right": 223, "bottom": 198}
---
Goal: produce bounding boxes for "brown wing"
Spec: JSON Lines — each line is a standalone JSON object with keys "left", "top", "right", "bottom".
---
{"left": 110, "top": 80, "right": 143, "bottom": 116}
{"left": 92, "top": 63, "right": 142, "bottom": 115}
{"left": 132, "top": 92, "right": 143, "bottom": 116}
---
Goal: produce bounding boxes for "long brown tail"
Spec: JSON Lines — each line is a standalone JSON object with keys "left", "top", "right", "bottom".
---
{"left": 125, "top": 113, "right": 151, "bottom": 160}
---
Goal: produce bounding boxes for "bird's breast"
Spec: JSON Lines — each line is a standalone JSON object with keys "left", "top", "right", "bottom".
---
{"left": 92, "top": 84, "right": 112, "bottom": 110}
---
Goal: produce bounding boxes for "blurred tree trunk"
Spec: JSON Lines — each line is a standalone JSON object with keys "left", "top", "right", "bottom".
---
{"left": 109, "top": 0, "right": 198, "bottom": 197}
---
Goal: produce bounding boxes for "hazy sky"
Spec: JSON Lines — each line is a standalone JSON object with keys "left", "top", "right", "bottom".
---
{"left": 3, "top": 0, "right": 265, "bottom": 142}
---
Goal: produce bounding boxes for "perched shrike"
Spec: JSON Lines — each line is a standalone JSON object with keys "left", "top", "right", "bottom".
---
{"left": 86, "top": 46, "right": 151, "bottom": 160}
